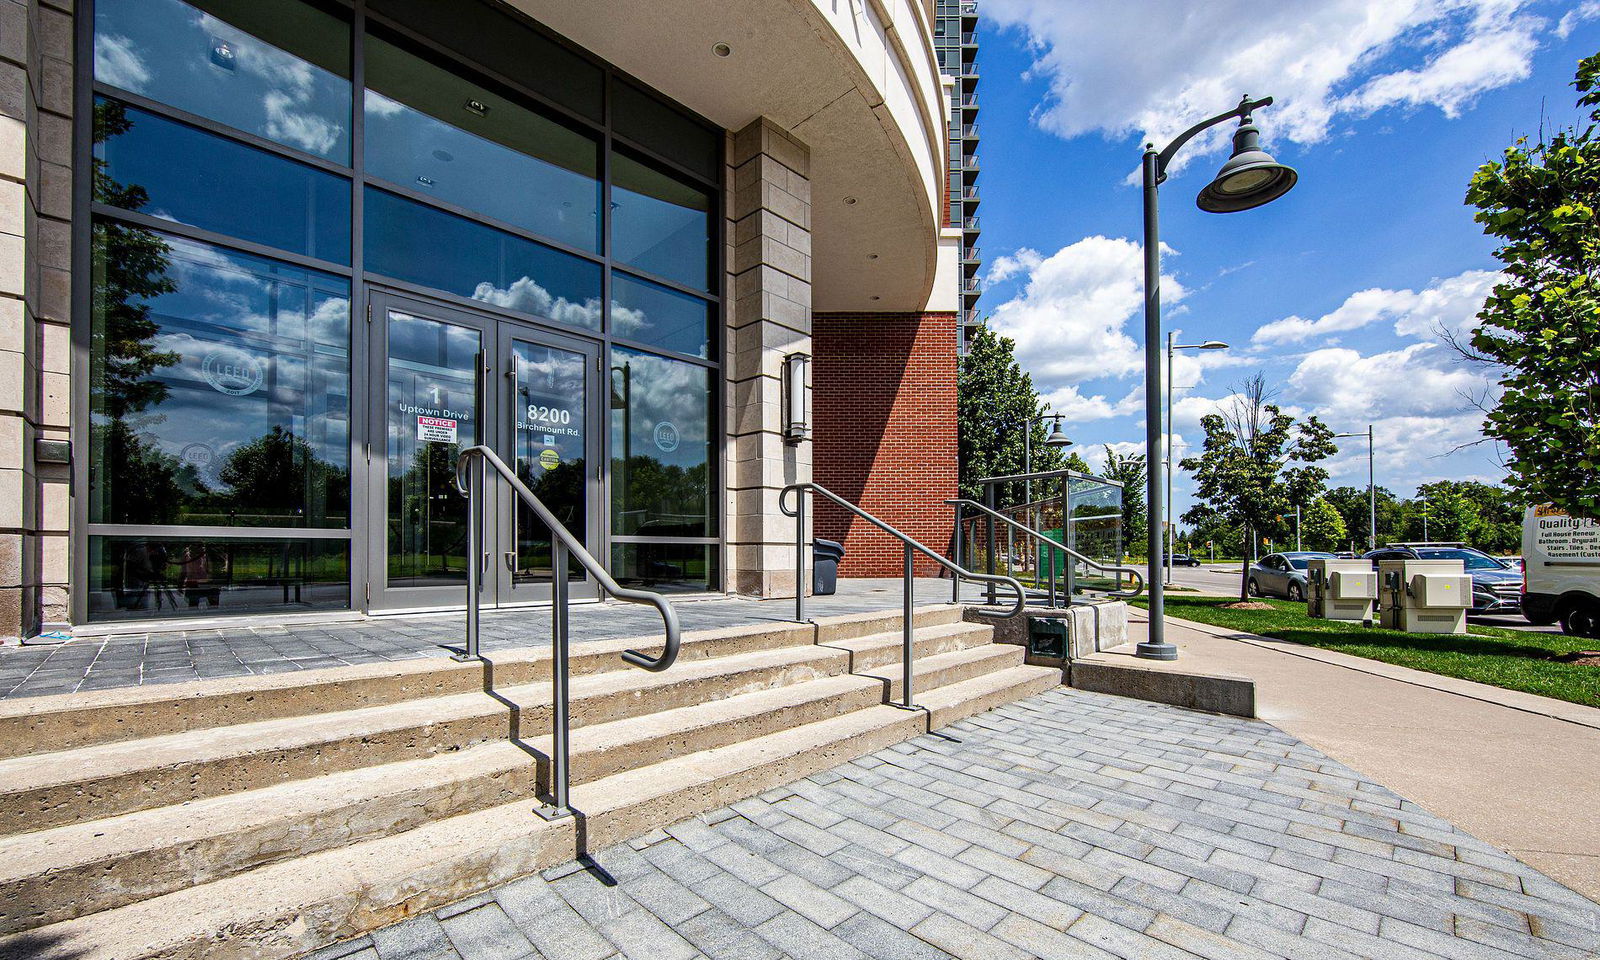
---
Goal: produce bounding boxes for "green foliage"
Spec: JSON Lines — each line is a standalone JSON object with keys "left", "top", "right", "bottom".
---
{"left": 956, "top": 326, "right": 1071, "bottom": 504}
{"left": 1178, "top": 375, "right": 1336, "bottom": 597}
{"left": 1099, "top": 447, "right": 1147, "bottom": 555}
{"left": 1464, "top": 52, "right": 1600, "bottom": 516}
{"left": 1298, "top": 498, "right": 1347, "bottom": 551}
{"left": 1135, "top": 594, "right": 1600, "bottom": 708}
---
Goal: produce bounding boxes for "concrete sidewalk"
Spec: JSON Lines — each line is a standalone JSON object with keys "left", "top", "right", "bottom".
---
{"left": 1090, "top": 611, "right": 1600, "bottom": 903}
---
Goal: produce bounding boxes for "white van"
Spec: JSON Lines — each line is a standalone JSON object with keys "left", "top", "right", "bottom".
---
{"left": 1521, "top": 505, "right": 1600, "bottom": 636}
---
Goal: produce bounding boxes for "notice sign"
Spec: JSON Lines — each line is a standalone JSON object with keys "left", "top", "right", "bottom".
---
{"left": 417, "top": 415, "right": 458, "bottom": 444}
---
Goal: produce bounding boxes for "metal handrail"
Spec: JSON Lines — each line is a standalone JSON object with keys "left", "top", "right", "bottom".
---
{"left": 454, "top": 444, "right": 680, "bottom": 819}
{"left": 948, "top": 498, "right": 1146, "bottom": 601}
{"left": 780, "top": 482, "right": 1025, "bottom": 711}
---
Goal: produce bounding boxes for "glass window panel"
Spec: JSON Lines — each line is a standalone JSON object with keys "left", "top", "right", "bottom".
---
{"left": 87, "top": 536, "right": 349, "bottom": 621}
{"left": 363, "top": 34, "right": 601, "bottom": 253}
{"left": 611, "top": 79, "right": 719, "bottom": 181}
{"left": 610, "top": 348, "right": 714, "bottom": 537}
{"left": 93, "top": 0, "right": 352, "bottom": 163}
{"left": 366, "top": 0, "right": 603, "bottom": 121}
{"left": 384, "top": 311, "right": 479, "bottom": 588}
{"left": 511, "top": 339, "right": 588, "bottom": 584}
{"left": 611, "top": 149, "right": 713, "bottom": 292}
{"left": 364, "top": 187, "right": 603, "bottom": 330}
{"left": 88, "top": 223, "right": 352, "bottom": 527}
{"left": 93, "top": 97, "right": 351, "bottom": 263}
{"left": 611, "top": 542, "right": 717, "bottom": 593}
{"left": 610, "top": 272, "right": 711, "bottom": 359}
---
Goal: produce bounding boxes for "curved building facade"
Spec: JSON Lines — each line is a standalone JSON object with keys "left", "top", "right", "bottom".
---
{"left": 0, "top": 0, "right": 961, "bottom": 636}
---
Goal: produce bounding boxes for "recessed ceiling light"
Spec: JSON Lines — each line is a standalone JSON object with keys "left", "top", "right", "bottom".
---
{"left": 713, "top": 42, "right": 732, "bottom": 58}
{"left": 843, "top": 197, "right": 858, "bottom": 205}
{"left": 464, "top": 99, "right": 489, "bottom": 117}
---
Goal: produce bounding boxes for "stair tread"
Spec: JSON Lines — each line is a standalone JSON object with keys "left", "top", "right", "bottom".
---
{"left": 825, "top": 620, "right": 990, "bottom": 652}
{"left": 0, "top": 642, "right": 851, "bottom": 797}
{"left": 855, "top": 641, "right": 1022, "bottom": 682}
{"left": 0, "top": 650, "right": 1054, "bottom": 960}
{"left": 0, "top": 672, "right": 886, "bottom": 876}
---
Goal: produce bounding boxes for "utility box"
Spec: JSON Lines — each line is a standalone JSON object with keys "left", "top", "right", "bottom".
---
{"left": 1307, "top": 559, "right": 1377, "bottom": 622}
{"left": 1028, "top": 617, "right": 1069, "bottom": 661}
{"left": 1377, "top": 559, "right": 1470, "bottom": 634}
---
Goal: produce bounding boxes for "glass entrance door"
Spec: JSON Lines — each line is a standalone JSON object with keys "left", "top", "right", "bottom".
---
{"left": 496, "top": 329, "right": 600, "bottom": 604}
{"left": 368, "top": 290, "right": 600, "bottom": 611}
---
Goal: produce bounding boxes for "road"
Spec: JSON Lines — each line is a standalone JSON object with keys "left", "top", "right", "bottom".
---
{"left": 1162, "top": 562, "right": 1562, "bottom": 634}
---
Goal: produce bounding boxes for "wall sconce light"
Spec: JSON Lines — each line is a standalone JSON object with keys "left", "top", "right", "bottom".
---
{"left": 783, "top": 352, "right": 810, "bottom": 444}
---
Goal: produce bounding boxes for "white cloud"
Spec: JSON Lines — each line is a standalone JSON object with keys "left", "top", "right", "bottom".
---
{"left": 1042, "top": 384, "right": 1141, "bottom": 423}
{"left": 987, "top": 248, "right": 1044, "bottom": 284}
{"left": 94, "top": 34, "right": 151, "bottom": 91}
{"left": 987, "top": 235, "right": 1183, "bottom": 386}
{"left": 984, "top": 0, "right": 1546, "bottom": 170}
{"left": 1557, "top": 1, "right": 1600, "bottom": 38}
{"left": 1251, "top": 269, "right": 1500, "bottom": 344}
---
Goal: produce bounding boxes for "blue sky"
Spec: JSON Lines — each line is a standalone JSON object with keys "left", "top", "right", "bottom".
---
{"left": 974, "top": 0, "right": 1600, "bottom": 522}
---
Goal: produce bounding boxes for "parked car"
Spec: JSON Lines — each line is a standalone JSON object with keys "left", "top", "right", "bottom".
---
{"left": 1247, "top": 552, "right": 1338, "bottom": 601}
{"left": 1521, "top": 507, "right": 1598, "bottom": 635}
{"left": 1360, "top": 543, "right": 1522, "bottom": 615}
{"left": 1170, "top": 554, "right": 1202, "bottom": 567}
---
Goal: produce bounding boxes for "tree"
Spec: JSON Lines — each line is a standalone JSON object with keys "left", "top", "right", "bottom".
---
{"left": 1462, "top": 52, "right": 1600, "bottom": 517}
{"left": 1324, "top": 485, "right": 1402, "bottom": 550}
{"left": 1179, "top": 375, "right": 1337, "bottom": 599}
{"left": 1100, "top": 447, "right": 1147, "bottom": 558}
{"left": 1300, "top": 498, "right": 1348, "bottom": 552}
{"left": 956, "top": 326, "right": 1071, "bottom": 505}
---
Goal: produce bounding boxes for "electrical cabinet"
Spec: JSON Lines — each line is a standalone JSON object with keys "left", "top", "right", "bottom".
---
{"left": 1307, "top": 559, "right": 1376, "bottom": 622}
{"left": 1377, "top": 559, "right": 1470, "bottom": 634}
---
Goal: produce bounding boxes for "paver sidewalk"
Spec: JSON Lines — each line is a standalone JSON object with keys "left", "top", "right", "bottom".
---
{"left": 1096, "top": 611, "right": 1600, "bottom": 905}
{"left": 321, "top": 688, "right": 1600, "bottom": 960}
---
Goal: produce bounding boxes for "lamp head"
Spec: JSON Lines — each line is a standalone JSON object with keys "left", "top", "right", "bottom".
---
{"left": 1197, "top": 115, "right": 1297, "bottom": 213}
{"left": 1198, "top": 340, "right": 1229, "bottom": 350}
{"left": 1044, "top": 415, "right": 1071, "bottom": 448}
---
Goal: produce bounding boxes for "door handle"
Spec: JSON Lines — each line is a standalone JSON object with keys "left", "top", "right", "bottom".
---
{"left": 480, "top": 551, "right": 491, "bottom": 579}
{"left": 504, "top": 550, "right": 517, "bottom": 572}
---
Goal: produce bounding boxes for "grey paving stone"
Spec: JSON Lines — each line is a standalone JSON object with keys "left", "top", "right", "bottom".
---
{"left": 371, "top": 915, "right": 455, "bottom": 960}
{"left": 437, "top": 904, "right": 536, "bottom": 960}
{"left": 753, "top": 911, "right": 870, "bottom": 960}
{"left": 909, "top": 913, "right": 1031, "bottom": 960}
{"left": 595, "top": 908, "right": 698, "bottom": 960}
{"left": 832, "top": 911, "right": 953, "bottom": 960}
{"left": 675, "top": 907, "right": 784, "bottom": 960}
{"left": 760, "top": 872, "right": 857, "bottom": 929}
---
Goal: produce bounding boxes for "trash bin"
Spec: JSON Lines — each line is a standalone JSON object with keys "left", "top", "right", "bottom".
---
{"left": 813, "top": 538, "right": 845, "bottom": 595}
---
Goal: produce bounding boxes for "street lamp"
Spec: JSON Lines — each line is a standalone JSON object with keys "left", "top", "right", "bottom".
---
{"left": 1334, "top": 427, "right": 1375, "bottom": 551}
{"left": 1166, "top": 335, "right": 1229, "bottom": 585}
{"left": 1418, "top": 491, "right": 1429, "bottom": 541}
{"left": 1138, "top": 95, "right": 1298, "bottom": 662}
{"left": 1022, "top": 413, "right": 1071, "bottom": 505}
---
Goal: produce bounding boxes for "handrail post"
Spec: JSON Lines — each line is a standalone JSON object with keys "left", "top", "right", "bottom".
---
{"left": 902, "top": 543, "right": 914, "bottom": 709}
{"left": 795, "top": 488, "right": 807, "bottom": 623}
{"left": 1048, "top": 547, "right": 1056, "bottom": 608}
{"left": 984, "top": 485, "right": 997, "bottom": 604}
{"left": 951, "top": 505, "right": 963, "bottom": 604}
{"left": 537, "top": 539, "right": 574, "bottom": 821}
{"left": 455, "top": 454, "right": 482, "bottom": 662}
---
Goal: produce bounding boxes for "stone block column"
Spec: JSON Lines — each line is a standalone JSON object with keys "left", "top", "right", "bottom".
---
{"left": 725, "top": 119, "right": 812, "bottom": 598}
{"left": 0, "top": 0, "right": 73, "bottom": 640}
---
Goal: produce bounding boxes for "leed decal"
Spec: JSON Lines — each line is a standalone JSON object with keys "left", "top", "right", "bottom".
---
{"left": 654, "top": 421, "right": 680, "bottom": 453}
{"left": 201, "top": 347, "right": 264, "bottom": 396}
{"left": 539, "top": 449, "right": 560, "bottom": 470}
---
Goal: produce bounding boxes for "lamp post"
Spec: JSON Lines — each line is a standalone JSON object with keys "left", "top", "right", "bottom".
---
{"left": 1023, "top": 413, "right": 1072, "bottom": 505}
{"left": 1334, "top": 427, "right": 1375, "bottom": 550}
{"left": 1166, "top": 335, "right": 1228, "bottom": 584}
{"left": 1418, "top": 491, "right": 1429, "bottom": 541}
{"left": 1137, "top": 95, "right": 1298, "bottom": 661}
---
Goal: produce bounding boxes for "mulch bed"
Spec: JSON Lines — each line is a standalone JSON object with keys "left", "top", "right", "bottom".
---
{"left": 1220, "top": 601, "right": 1278, "bottom": 612}
{"left": 1551, "top": 651, "right": 1600, "bottom": 667}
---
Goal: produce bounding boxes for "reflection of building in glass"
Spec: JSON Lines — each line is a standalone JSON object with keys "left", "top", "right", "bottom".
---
{"left": 8, "top": 0, "right": 966, "bottom": 633}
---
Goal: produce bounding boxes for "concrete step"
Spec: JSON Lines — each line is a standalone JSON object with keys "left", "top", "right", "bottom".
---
{"left": 824, "top": 620, "right": 995, "bottom": 671}
{"left": 859, "top": 641, "right": 1028, "bottom": 701}
{"left": 0, "top": 605, "right": 968, "bottom": 760}
{"left": 0, "top": 673, "right": 897, "bottom": 933}
{"left": 0, "top": 661, "right": 1040, "bottom": 960}
{"left": 0, "top": 642, "right": 855, "bottom": 835}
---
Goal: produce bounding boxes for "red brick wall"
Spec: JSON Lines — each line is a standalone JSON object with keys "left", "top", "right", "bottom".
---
{"left": 811, "top": 312, "right": 959, "bottom": 577}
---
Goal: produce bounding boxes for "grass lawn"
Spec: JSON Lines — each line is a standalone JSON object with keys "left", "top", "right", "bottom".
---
{"left": 1132, "top": 594, "right": 1600, "bottom": 709}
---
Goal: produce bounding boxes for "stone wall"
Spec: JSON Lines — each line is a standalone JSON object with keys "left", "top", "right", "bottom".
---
{"left": 724, "top": 118, "right": 812, "bottom": 597}
{"left": 0, "top": 0, "right": 72, "bottom": 641}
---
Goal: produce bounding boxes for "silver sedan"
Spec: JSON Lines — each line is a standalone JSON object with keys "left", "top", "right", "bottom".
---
{"left": 1246, "top": 552, "right": 1337, "bottom": 602}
